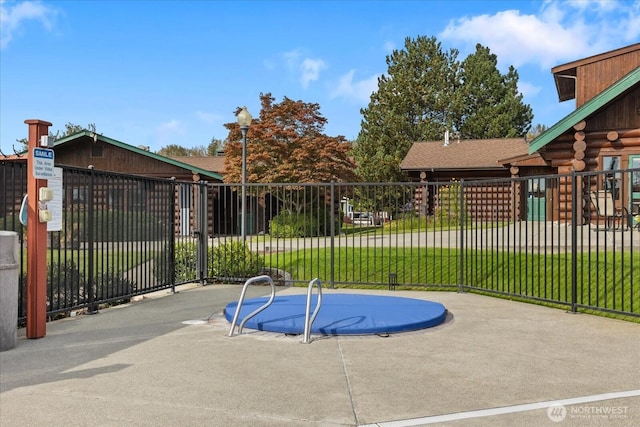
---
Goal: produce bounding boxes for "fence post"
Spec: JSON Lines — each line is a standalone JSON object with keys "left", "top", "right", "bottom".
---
{"left": 329, "top": 181, "right": 335, "bottom": 289}
{"left": 570, "top": 171, "right": 578, "bottom": 313}
{"left": 87, "top": 165, "right": 97, "bottom": 313}
{"left": 170, "top": 178, "right": 177, "bottom": 293}
{"left": 196, "top": 182, "right": 208, "bottom": 285}
{"left": 458, "top": 179, "right": 465, "bottom": 293}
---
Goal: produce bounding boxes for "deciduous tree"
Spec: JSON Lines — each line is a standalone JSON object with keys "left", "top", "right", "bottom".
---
{"left": 223, "top": 92, "right": 356, "bottom": 184}
{"left": 16, "top": 122, "right": 96, "bottom": 151}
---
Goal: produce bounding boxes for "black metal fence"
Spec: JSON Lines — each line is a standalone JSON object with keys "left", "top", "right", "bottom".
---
{"left": 1, "top": 162, "right": 176, "bottom": 321}
{"left": 2, "top": 160, "right": 639, "bottom": 321}
{"left": 198, "top": 170, "right": 639, "bottom": 318}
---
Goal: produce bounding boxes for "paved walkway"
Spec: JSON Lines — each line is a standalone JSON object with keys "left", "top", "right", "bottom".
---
{"left": 1, "top": 284, "right": 639, "bottom": 426}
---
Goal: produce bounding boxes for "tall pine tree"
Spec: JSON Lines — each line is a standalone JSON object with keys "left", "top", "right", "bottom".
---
{"left": 354, "top": 36, "right": 460, "bottom": 183}
{"left": 459, "top": 44, "right": 532, "bottom": 139}
{"left": 354, "top": 37, "right": 533, "bottom": 182}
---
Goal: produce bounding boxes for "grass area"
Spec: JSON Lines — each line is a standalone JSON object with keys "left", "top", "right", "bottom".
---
{"left": 20, "top": 249, "right": 153, "bottom": 276}
{"left": 262, "top": 246, "right": 640, "bottom": 322}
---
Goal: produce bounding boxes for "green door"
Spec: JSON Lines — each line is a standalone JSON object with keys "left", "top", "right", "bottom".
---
{"left": 630, "top": 155, "right": 640, "bottom": 217}
{"left": 527, "top": 178, "right": 546, "bottom": 221}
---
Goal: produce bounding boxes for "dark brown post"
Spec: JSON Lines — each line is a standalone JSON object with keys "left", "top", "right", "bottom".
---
{"left": 25, "top": 119, "right": 52, "bottom": 339}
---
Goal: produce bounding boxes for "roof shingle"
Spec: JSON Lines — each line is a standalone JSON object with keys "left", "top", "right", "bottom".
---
{"left": 400, "top": 138, "right": 529, "bottom": 171}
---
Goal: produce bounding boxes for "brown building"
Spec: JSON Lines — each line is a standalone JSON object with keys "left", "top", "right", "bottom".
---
{"left": 526, "top": 43, "right": 640, "bottom": 222}
{"left": 402, "top": 43, "right": 640, "bottom": 223}
{"left": 50, "top": 131, "right": 223, "bottom": 182}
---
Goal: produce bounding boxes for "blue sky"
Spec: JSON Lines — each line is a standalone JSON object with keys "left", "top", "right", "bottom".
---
{"left": 1, "top": 0, "right": 639, "bottom": 154}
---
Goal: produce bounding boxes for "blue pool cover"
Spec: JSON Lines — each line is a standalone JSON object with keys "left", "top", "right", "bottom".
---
{"left": 224, "top": 294, "right": 447, "bottom": 335}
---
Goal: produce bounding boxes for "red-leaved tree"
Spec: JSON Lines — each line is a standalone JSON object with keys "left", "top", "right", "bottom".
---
{"left": 223, "top": 93, "right": 356, "bottom": 184}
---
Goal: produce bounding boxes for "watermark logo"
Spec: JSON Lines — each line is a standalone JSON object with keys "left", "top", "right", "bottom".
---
{"left": 547, "top": 404, "right": 629, "bottom": 422}
{"left": 547, "top": 405, "right": 567, "bottom": 422}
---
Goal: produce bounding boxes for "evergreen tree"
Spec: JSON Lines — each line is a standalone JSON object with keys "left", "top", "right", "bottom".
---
{"left": 459, "top": 44, "right": 532, "bottom": 139}
{"left": 354, "top": 37, "right": 533, "bottom": 182}
{"left": 207, "top": 138, "right": 223, "bottom": 156}
{"left": 354, "top": 36, "right": 460, "bottom": 182}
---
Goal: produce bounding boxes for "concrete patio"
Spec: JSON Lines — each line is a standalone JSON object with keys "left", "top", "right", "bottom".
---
{"left": 1, "top": 284, "right": 638, "bottom": 426}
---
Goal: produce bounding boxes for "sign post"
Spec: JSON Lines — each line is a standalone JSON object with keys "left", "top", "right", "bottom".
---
{"left": 25, "top": 119, "right": 52, "bottom": 339}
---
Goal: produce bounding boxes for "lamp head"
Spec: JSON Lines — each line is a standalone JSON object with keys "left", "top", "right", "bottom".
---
{"left": 237, "top": 106, "right": 252, "bottom": 128}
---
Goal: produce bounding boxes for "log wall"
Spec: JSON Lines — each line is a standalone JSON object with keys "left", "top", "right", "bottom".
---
{"left": 542, "top": 126, "right": 640, "bottom": 223}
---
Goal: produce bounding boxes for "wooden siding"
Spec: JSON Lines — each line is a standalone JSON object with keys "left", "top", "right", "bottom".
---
{"left": 584, "top": 85, "right": 640, "bottom": 130}
{"left": 54, "top": 136, "right": 198, "bottom": 181}
{"left": 576, "top": 52, "right": 640, "bottom": 107}
{"left": 413, "top": 182, "right": 518, "bottom": 221}
{"left": 462, "top": 183, "right": 515, "bottom": 221}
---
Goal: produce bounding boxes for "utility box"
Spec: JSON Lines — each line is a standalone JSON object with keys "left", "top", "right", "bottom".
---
{"left": 0, "top": 231, "right": 19, "bottom": 351}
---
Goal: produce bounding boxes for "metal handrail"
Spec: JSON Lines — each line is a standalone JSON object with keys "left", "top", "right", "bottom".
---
{"left": 228, "top": 275, "right": 276, "bottom": 337}
{"left": 302, "top": 278, "right": 322, "bottom": 344}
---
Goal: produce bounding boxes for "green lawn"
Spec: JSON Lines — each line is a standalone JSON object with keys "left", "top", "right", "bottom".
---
{"left": 262, "top": 247, "right": 640, "bottom": 321}
{"left": 20, "top": 249, "right": 153, "bottom": 276}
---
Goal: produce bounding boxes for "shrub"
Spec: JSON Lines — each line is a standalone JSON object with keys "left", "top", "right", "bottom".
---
{"left": 269, "top": 209, "right": 339, "bottom": 237}
{"left": 153, "top": 240, "right": 264, "bottom": 284}
{"left": 47, "top": 260, "right": 85, "bottom": 311}
{"left": 45, "top": 261, "right": 136, "bottom": 311}
{"left": 209, "top": 240, "right": 264, "bottom": 280}
{"left": 435, "top": 180, "right": 466, "bottom": 226}
{"left": 270, "top": 210, "right": 318, "bottom": 237}
{"left": 152, "top": 241, "right": 198, "bottom": 284}
{"left": 94, "top": 269, "right": 136, "bottom": 302}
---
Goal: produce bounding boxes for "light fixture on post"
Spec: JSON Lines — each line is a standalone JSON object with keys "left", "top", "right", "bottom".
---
{"left": 237, "top": 106, "right": 252, "bottom": 242}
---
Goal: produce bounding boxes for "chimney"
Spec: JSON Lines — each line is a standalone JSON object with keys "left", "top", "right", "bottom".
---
{"left": 444, "top": 129, "right": 450, "bottom": 146}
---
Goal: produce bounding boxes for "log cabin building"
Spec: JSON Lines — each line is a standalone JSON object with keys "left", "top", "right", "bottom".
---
{"left": 402, "top": 43, "right": 640, "bottom": 225}
{"left": 525, "top": 43, "right": 640, "bottom": 224}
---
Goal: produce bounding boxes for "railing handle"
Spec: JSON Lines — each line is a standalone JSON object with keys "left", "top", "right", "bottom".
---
{"left": 228, "top": 275, "right": 276, "bottom": 337}
{"left": 302, "top": 278, "right": 322, "bottom": 344}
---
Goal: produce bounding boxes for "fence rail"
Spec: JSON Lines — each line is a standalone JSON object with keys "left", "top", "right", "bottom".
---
{"left": 2, "top": 160, "right": 639, "bottom": 321}
{"left": 2, "top": 162, "right": 176, "bottom": 321}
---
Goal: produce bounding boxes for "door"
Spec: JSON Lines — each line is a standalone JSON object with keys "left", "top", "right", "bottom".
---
{"left": 526, "top": 177, "right": 546, "bottom": 221}
{"left": 630, "top": 155, "right": 640, "bottom": 216}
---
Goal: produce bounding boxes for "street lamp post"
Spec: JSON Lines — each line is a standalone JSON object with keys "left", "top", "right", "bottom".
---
{"left": 237, "top": 107, "right": 252, "bottom": 242}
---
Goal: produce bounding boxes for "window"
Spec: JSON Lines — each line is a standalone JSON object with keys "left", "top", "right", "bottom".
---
{"left": 602, "top": 156, "right": 621, "bottom": 200}
{"left": 71, "top": 187, "right": 86, "bottom": 203}
{"left": 91, "top": 144, "right": 103, "bottom": 157}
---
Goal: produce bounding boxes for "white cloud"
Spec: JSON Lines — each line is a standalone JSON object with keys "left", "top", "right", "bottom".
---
{"left": 620, "top": 0, "right": 640, "bottom": 41}
{"left": 156, "top": 119, "right": 185, "bottom": 143}
{"left": 0, "top": 0, "right": 57, "bottom": 49}
{"left": 195, "top": 110, "right": 222, "bottom": 125}
{"left": 329, "top": 70, "right": 379, "bottom": 104}
{"left": 300, "top": 58, "right": 327, "bottom": 88}
{"left": 439, "top": 1, "right": 639, "bottom": 70}
{"left": 518, "top": 81, "right": 542, "bottom": 98}
{"left": 279, "top": 49, "right": 328, "bottom": 89}
{"left": 283, "top": 49, "right": 301, "bottom": 70}
{"left": 383, "top": 41, "right": 395, "bottom": 52}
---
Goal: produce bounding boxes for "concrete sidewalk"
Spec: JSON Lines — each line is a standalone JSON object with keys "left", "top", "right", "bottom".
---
{"left": 1, "top": 284, "right": 638, "bottom": 426}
